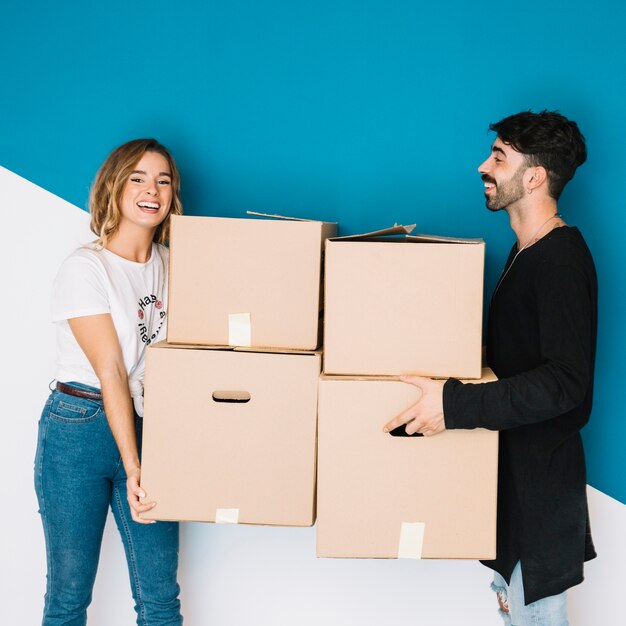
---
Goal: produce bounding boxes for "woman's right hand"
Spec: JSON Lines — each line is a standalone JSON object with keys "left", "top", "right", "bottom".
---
{"left": 126, "top": 466, "right": 157, "bottom": 524}
{"left": 68, "top": 314, "right": 156, "bottom": 525}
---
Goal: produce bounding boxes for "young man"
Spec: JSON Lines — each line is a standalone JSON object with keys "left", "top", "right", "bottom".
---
{"left": 384, "top": 111, "right": 597, "bottom": 625}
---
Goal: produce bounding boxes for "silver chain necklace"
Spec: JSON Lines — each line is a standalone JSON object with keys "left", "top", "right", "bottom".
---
{"left": 492, "top": 213, "right": 561, "bottom": 298}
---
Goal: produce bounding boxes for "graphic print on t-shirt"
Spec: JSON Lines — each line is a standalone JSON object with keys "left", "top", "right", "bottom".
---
{"left": 137, "top": 293, "right": 166, "bottom": 345}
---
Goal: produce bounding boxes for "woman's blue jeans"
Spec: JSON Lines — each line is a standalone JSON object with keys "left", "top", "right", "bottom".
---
{"left": 34, "top": 383, "right": 183, "bottom": 626}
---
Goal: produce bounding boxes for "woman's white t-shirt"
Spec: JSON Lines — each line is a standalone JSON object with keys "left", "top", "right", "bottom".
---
{"left": 51, "top": 243, "right": 168, "bottom": 416}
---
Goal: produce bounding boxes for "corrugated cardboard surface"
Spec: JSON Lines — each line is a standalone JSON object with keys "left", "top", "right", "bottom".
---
{"left": 316, "top": 370, "right": 498, "bottom": 558}
{"left": 167, "top": 215, "right": 337, "bottom": 349}
{"left": 323, "top": 237, "right": 485, "bottom": 378}
{"left": 141, "top": 343, "right": 321, "bottom": 526}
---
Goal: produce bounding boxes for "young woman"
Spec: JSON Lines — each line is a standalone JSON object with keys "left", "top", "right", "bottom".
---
{"left": 35, "top": 138, "right": 184, "bottom": 625}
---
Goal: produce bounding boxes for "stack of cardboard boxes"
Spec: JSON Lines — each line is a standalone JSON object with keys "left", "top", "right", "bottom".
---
{"left": 141, "top": 216, "right": 499, "bottom": 560}
{"left": 140, "top": 214, "right": 336, "bottom": 526}
{"left": 317, "top": 225, "right": 499, "bottom": 559}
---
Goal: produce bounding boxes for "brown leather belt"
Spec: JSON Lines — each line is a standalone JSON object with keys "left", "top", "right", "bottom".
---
{"left": 56, "top": 381, "right": 102, "bottom": 401}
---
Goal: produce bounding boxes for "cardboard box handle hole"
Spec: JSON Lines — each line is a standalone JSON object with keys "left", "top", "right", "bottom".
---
{"left": 212, "top": 391, "right": 251, "bottom": 404}
{"left": 388, "top": 425, "right": 424, "bottom": 438}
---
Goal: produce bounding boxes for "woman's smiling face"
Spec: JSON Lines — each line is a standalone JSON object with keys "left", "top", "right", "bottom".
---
{"left": 119, "top": 151, "right": 173, "bottom": 233}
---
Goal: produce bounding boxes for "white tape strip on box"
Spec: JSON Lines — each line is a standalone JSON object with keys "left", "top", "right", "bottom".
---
{"left": 215, "top": 508, "right": 240, "bottom": 524}
{"left": 228, "top": 313, "right": 252, "bottom": 347}
{"left": 398, "top": 522, "right": 425, "bottom": 559}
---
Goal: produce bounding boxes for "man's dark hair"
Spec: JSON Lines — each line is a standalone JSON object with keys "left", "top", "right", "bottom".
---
{"left": 489, "top": 110, "right": 587, "bottom": 200}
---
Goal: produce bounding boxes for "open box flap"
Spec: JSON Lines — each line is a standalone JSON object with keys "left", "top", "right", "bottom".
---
{"left": 330, "top": 224, "right": 416, "bottom": 241}
{"left": 246, "top": 210, "right": 337, "bottom": 225}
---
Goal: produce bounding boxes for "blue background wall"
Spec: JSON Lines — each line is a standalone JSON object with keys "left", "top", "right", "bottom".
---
{"left": 3, "top": 1, "right": 625, "bottom": 504}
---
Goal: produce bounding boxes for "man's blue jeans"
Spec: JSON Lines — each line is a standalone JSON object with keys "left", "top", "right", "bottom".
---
{"left": 492, "top": 562, "right": 569, "bottom": 626}
{"left": 34, "top": 383, "right": 183, "bottom": 626}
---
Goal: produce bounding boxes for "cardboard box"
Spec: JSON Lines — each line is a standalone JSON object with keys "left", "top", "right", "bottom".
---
{"left": 140, "top": 342, "right": 321, "bottom": 526}
{"left": 316, "top": 369, "right": 498, "bottom": 558}
{"left": 323, "top": 226, "right": 485, "bottom": 378}
{"left": 167, "top": 213, "right": 337, "bottom": 350}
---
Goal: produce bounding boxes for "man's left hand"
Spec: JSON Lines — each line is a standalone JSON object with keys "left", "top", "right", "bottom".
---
{"left": 384, "top": 376, "right": 447, "bottom": 436}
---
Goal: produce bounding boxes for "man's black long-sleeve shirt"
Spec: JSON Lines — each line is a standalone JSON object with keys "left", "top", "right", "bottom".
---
{"left": 443, "top": 226, "right": 597, "bottom": 605}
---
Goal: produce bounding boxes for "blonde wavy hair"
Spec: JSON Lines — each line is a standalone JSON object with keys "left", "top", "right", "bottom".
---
{"left": 89, "top": 138, "right": 183, "bottom": 246}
